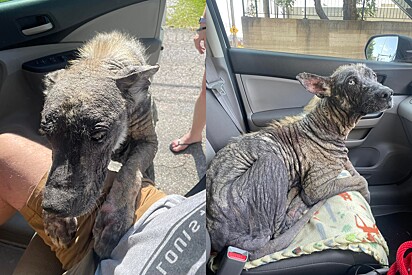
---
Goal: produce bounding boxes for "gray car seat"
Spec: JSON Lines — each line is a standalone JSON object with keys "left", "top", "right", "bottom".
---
{"left": 205, "top": 88, "right": 383, "bottom": 275}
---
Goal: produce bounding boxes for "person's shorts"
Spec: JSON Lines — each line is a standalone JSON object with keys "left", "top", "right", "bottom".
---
{"left": 20, "top": 171, "right": 166, "bottom": 270}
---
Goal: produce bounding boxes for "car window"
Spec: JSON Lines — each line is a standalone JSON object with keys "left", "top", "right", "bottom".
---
{"left": 216, "top": 0, "right": 412, "bottom": 63}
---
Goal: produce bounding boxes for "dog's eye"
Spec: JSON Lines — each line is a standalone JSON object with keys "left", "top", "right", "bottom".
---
{"left": 348, "top": 79, "right": 356, "bottom": 86}
{"left": 91, "top": 130, "right": 107, "bottom": 143}
{"left": 372, "top": 72, "right": 377, "bottom": 79}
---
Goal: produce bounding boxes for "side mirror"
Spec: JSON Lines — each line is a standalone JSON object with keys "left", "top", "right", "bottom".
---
{"left": 365, "top": 34, "right": 412, "bottom": 63}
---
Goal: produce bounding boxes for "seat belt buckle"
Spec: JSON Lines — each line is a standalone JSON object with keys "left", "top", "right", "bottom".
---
{"left": 216, "top": 246, "right": 248, "bottom": 275}
{"left": 206, "top": 78, "right": 226, "bottom": 96}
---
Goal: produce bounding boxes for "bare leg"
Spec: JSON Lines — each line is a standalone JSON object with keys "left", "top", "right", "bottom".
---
{"left": 170, "top": 72, "right": 206, "bottom": 152}
{"left": 0, "top": 133, "right": 51, "bottom": 224}
{"left": 189, "top": 72, "right": 206, "bottom": 140}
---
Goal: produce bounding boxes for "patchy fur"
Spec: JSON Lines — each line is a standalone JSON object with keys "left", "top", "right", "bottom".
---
{"left": 269, "top": 96, "right": 320, "bottom": 128}
{"left": 40, "top": 31, "right": 159, "bottom": 258}
{"left": 206, "top": 64, "right": 393, "bottom": 259}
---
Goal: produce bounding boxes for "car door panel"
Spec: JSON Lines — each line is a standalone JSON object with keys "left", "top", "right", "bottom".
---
{"left": 238, "top": 74, "right": 390, "bottom": 127}
{"left": 0, "top": 0, "right": 164, "bottom": 50}
{"left": 0, "top": 43, "right": 83, "bottom": 134}
{"left": 238, "top": 75, "right": 312, "bottom": 128}
{"left": 349, "top": 109, "right": 412, "bottom": 184}
{"left": 61, "top": 1, "right": 164, "bottom": 42}
{"left": 59, "top": 0, "right": 165, "bottom": 65}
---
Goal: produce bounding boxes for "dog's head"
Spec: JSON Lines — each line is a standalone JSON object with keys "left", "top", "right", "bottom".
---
{"left": 296, "top": 63, "right": 393, "bottom": 115}
{"left": 40, "top": 64, "right": 159, "bottom": 217}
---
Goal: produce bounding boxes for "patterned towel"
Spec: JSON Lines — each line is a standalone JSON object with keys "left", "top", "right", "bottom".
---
{"left": 244, "top": 191, "right": 389, "bottom": 269}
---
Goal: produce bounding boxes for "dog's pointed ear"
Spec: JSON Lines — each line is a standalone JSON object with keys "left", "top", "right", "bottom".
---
{"left": 296, "top": 73, "right": 332, "bottom": 98}
{"left": 43, "top": 69, "right": 64, "bottom": 97}
{"left": 115, "top": 64, "right": 159, "bottom": 93}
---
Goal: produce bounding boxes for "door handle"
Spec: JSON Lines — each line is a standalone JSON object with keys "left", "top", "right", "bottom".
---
{"left": 22, "top": 22, "right": 53, "bottom": 36}
{"left": 18, "top": 15, "right": 53, "bottom": 36}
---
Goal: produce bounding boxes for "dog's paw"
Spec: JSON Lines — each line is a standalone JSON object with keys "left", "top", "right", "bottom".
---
{"left": 43, "top": 211, "right": 78, "bottom": 249}
{"left": 285, "top": 195, "right": 309, "bottom": 228}
{"left": 361, "top": 189, "right": 371, "bottom": 203}
{"left": 358, "top": 182, "right": 371, "bottom": 203}
{"left": 92, "top": 201, "right": 134, "bottom": 259}
{"left": 345, "top": 174, "right": 371, "bottom": 203}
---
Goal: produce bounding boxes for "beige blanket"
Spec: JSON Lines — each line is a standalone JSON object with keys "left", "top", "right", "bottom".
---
{"left": 209, "top": 191, "right": 389, "bottom": 271}
{"left": 244, "top": 191, "right": 388, "bottom": 269}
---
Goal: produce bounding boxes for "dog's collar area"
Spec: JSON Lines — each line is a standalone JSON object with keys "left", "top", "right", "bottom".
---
{"left": 108, "top": 160, "right": 123, "bottom": 172}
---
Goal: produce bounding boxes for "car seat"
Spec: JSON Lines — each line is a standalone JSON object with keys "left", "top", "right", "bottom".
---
{"left": 0, "top": 212, "right": 63, "bottom": 275}
{"left": 13, "top": 232, "right": 63, "bottom": 275}
{"left": 205, "top": 88, "right": 384, "bottom": 275}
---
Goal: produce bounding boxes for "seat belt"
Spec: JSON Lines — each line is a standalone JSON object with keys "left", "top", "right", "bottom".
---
{"left": 215, "top": 246, "right": 248, "bottom": 275}
{"left": 205, "top": 56, "right": 245, "bottom": 134}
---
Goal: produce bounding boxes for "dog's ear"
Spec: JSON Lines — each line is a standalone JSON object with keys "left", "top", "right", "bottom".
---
{"left": 43, "top": 69, "right": 64, "bottom": 97}
{"left": 296, "top": 73, "right": 332, "bottom": 98}
{"left": 115, "top": 64, "right": 160, "bottom": 93}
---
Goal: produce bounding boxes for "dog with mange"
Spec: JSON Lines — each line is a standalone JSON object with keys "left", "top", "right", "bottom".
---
{"left": 40, "top": 31, "right": 159, "bottom": 258}
{"left": 206, "top": 64, "right": 393, "bottom": 260}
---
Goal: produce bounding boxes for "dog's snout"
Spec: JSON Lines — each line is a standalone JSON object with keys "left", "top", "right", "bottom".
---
{"left": 379, "top": 88, "right": 393, "bottom": 99}
{"left": 42, "top": 182, "right": 76, "bottom": 216}
{"left": 42, "top": 197, "right": 76, "bottom": 217}
{"left": 42, "top": 202, "right": 64, "bottom": 215}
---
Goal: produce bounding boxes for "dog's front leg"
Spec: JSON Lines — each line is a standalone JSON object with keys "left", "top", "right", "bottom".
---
{"left": 93, "top": 167, "right": 142, "bottom": 259}
{"left": 343, "top": 159, "right": 370, "bottom": 202}
{"left": 301, "top": 171, "right": 369, "bottom": 205}
{"left": 93, "top": 135, "right": 157, "bottom": 259}
{"left": 126, "top": 133, "right": 158, "bottom": 180}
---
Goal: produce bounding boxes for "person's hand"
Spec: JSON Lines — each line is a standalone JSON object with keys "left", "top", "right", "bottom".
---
{"left": 194, "top": 25, "right": 206, "bottom": 54}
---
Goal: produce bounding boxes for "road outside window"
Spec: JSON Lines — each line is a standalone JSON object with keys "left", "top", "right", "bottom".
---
{"left": 217, "top": 0, "right": 412, "bottom": 62}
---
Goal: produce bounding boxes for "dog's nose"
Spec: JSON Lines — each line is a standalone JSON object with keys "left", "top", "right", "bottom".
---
{"left": 42, "top": 204, "right": 63, "bottom": 215}
{"left": 42, "top": 199, "right": 70, "bottom": 216}
{"left": 379, "top": 89, "right": 393, "bottom": 99}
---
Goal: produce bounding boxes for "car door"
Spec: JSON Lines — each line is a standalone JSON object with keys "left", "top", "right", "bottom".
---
{"left": 0, "top": 0, "right": 166, "bottom": 272}
{"left": 207, "top": 0, "right": 412, "bottom": 261}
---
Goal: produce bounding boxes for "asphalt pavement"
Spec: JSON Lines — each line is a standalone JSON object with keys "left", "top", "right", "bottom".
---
{"left": 150, "top": 27, "right": 206, "bottom": 195}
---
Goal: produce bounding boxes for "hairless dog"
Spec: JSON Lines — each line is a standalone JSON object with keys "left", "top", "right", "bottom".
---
{"left": 207, "top": 63, "right": 393, "bottom": 259}
{"left": 40, "top": 31, "right": 159, "bottom": 258}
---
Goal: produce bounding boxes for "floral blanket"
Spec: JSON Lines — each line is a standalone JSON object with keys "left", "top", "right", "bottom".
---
{"left": 244, "top": 191, "right": 389, "bottom": 269}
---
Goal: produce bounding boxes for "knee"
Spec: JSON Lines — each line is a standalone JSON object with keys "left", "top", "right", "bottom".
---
{"left": 0, "top": 133, "right": 35, "bottom": 159}
{"left": 0, "top": 133, "right": 19, "bottom": 160}
{"left": 0, "top": 132, "right": 29, "bottom": 144}
{"left": 0, "top": 132, "right": 17, "bottom": 143}
{"left": 0, "top": 132, "right": 51, "bottom": 175}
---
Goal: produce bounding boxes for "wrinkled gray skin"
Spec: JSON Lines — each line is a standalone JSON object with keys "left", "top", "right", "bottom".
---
{"left": 40, "top": 32, "right": 159, "bottom": 259}
{"left": 206, "top": 64, "right": 394, "bottom": 260}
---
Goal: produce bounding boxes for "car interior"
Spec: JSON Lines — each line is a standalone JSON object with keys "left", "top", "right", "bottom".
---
{"left": 0, "top": 0, "right": 166, "bottom": 273}
{"left": 206, "top": 0, "right": 412, "bottom": 274}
